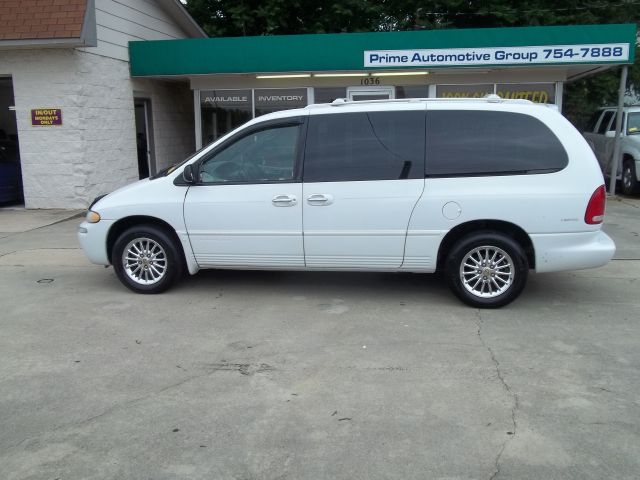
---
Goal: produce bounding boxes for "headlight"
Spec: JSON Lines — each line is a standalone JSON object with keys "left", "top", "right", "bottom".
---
{"left": 86, "top": 210, "right": 101, "bottom": 223}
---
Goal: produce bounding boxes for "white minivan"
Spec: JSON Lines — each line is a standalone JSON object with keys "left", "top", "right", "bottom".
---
{"left": 78, "top": 97, "right": 615, "bottom": 308}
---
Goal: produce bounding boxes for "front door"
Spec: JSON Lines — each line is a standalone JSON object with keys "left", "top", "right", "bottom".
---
{"left": 302, "top": 108, "right": 425, "bottom": 269}
{"left": 134, "top": 98, "right": 155, "bottom": 179}
{"left": 0, "top": 77, "right": 22, "bottom": 205}
{"left": 347, "top": 86, "right": 395, "bottom": 101}
{"left": 183, "top": 119, "right": 305, "bottom": 268}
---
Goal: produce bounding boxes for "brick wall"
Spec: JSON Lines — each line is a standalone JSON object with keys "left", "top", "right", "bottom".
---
{"left": 1, "top": 48, "right": 194, "bottom": 209}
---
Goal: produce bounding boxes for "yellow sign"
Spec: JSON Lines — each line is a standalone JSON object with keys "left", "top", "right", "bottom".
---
{"left": 496, "top": 90, "right": 550, "bottom": 103}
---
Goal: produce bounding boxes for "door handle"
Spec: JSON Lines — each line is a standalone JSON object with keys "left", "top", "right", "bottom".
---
{"left": 272, "top": 194, "right": 297, "bottom": 207}
{"left": 307, "top": 194, "right": 334, "bottom": 206}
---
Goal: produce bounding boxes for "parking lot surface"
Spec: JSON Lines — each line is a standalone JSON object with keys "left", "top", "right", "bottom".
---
{"left": 0, "top": 197, "right": 639, "bottom": 480}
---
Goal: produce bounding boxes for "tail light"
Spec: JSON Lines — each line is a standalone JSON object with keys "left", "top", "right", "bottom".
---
{"left": 585, "top": 185, "right": 606, "bottom": 225}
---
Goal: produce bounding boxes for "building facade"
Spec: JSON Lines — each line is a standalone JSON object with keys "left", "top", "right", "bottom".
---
{"left": 0, "top": 4, "right": 636, "bottom": 209}
{"left": 0, "top": 0, "right": 204, "bottom": 208}
{"left": 129, "top": 24, "right": 635, "bottom": 151}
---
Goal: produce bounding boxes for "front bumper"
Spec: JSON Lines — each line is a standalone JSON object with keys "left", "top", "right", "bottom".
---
{"left": 531, "top": 230, "right": 616, "bottom": 273}
{"left": 77, "top": 219, "right": 114, "bottom": 265}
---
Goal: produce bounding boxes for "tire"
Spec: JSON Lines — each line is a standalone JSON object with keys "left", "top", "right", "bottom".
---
{"left": 112, "top": 224, "right": 183, "bottom": 294}
{"left": 621, "top": 159, "right": 640, "bottom": 195}
{"left": 444, "top": 231, "right": 529, "bottom": 308}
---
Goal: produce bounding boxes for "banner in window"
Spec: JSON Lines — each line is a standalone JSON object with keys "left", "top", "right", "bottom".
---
{"left": 496, "top": 83, "right": 555, "bottom": 103}
{"left": 254, "top": 88, "right": 307, "bottom": 116}
{"left": 436, "top": 84, "right": 494, "bottom": 99}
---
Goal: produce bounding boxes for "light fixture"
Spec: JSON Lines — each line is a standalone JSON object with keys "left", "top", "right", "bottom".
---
{"left": 434, "top": 69, "right": 490, "bottom": 75}
{"left": 370, "top": 71, "right": 429, "bottom": 77}
{"left": 313, "top": 73, "right": 370, "bottom": 78}
{"left": 256, "top": 74, "right": 311, "bottom": 79}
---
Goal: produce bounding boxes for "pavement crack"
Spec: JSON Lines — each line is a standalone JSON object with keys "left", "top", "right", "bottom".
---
{"left": 8, "top": 369, "right": 221, "bottom": 450}
{"left": 474, "top": 310, "right": 518, "bottom": 480}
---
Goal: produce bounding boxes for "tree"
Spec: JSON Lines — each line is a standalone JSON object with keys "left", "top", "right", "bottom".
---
{"left": 184, "top": 0, "right": 639, "bottom": 128}
{"left": 184, "top": 0, "right": 387, "bottom": 36}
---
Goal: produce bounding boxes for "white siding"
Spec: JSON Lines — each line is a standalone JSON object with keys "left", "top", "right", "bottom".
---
{"left": 80, "top": 0, "right": 190, "bottom": 62}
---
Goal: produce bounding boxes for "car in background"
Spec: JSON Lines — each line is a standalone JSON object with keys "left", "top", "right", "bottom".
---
{"left": 583, "top": 106, "right": 640, "bottom": 195}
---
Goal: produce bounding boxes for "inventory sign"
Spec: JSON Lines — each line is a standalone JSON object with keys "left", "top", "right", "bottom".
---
{"left": 31, "top": 108, "right": 62, "bottom": 126}
{"left": 364, "top": 43, "right": 630, "bottom": 68}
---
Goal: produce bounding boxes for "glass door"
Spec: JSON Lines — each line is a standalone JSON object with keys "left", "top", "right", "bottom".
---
{"left": 346, "top": 86, "right": 395, "bottom": 101}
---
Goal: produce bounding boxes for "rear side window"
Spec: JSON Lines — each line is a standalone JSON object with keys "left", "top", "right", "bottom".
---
{"left": 585, "top": 111, "right": 602, "bottom": 132}
{"left": 425, "top": 110, "right": 568, "bottom": 177}
{"left": 597, "top": 111, "right": 614, "bottom": 134}
{"left": 304, "top": 111, "right": 425, "bottom": 182}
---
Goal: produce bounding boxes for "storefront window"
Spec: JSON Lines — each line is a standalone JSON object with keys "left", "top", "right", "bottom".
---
{"left": 395, "top": 85, "right": 429, "bottom": 99}
{"left": 496, "top": 83, "right": 556, "bottom": 104}
{"left": 436, "top": 84, "right": 494, "bottom": 98}
{"left": 200, "top": 89, "right": 252, "bottom": 145}
{"left": 254, "top": 88, "right": 308, "bottom": 117}
{"left": 314, "top": 87, "right": 347, "bottom": 104}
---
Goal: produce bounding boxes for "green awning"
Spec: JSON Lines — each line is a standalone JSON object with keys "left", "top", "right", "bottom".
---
{"left": 129, "top": 23, "right": 636, "bottom": 77}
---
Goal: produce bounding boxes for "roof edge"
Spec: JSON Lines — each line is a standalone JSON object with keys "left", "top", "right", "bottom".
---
{"left": 156, "top": 0, "right": 207, "bottom": 38}
{"left": 0, "top": 38, "right": 86, "bottom": 49}
{"left": 129, "top": 23, "right": 636, "bottom": 77}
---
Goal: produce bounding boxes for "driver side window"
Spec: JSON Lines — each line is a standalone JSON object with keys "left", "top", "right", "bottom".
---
{"left": 200, "top": 124, "right": 300, "bottom": 184}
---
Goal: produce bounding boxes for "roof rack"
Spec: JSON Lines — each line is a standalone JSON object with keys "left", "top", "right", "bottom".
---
{"left": 304, "top": 95, "right": 534, "bottom": 108}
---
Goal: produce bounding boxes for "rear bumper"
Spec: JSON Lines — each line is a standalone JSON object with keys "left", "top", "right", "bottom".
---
{"left": 531, "top": 230, "right": 615, "bottom": 273}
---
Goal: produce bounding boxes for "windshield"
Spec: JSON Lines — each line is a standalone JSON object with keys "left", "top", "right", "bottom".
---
{"left": 150, "top": 144, "right": 210, "bottom": 179}
{"left": 627, "top": 112, "right": 640, "bottom": 135}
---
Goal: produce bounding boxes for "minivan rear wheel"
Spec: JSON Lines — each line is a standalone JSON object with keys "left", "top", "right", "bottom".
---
{"left": 445, "top": 231, "right": 528, "bottom": 308}
{"left": 112, "top": 225, "right": 182, "bottom": 294}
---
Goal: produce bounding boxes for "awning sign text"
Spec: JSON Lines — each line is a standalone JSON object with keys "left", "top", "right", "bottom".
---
{"left": 364, "top": 44, "right": 630, "bottom": 68}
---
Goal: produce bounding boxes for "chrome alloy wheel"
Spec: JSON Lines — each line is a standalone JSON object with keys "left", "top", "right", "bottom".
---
{"left": 122, "top": 237, "right": 167, "bottom": 285}
{"left": 459, "top": 246, "right": 514, "bottom": 298}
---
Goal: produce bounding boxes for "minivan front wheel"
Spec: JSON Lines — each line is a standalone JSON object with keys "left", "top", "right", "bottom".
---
{"left": 112, "top": 225, "right": 182, "bottom": 294}
{"left": 445, "top": 232, "right": 528, "bottom": 308}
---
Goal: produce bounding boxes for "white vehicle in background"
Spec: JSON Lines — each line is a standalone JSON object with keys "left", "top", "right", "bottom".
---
{"left": 583, "top": 106, "right": 640, "bottom": 195}
{"left": 78, "top": 96, "right": 615, "bottom": 308}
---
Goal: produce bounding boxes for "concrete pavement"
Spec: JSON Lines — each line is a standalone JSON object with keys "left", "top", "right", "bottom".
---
{"left": 0, "top": 198, "right": 639, "bottom": 480}
{"left": 0, "top": 207, "right": 83, "bottom": 237}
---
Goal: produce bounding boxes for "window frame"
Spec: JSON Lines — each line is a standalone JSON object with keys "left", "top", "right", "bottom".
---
{"left": 424, "top": 109, "right": 569, "bottom": 178}
{"left": 626, "top": 112, "right": 640, "bottom": 135}
{"left": 596, "top": 110, "right": 615, "bottom": 135}
{"left": 585, "top": 110, "right": 603, "bottom": 133}
{"left": 302, "top": 110, "right": 427, "bottom": 183}
{"left": 184, "top": 116, "right": 307, "bottom": 187}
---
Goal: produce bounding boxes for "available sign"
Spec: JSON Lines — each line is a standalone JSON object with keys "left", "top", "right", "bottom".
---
{"left": 364, "top": 43, "right": 630, "bottom": 68}
{"left": 31, "top": 108, "right": 62, "bottom": 126}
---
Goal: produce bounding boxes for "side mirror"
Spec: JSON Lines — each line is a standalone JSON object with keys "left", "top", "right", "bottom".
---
{"left": 183, "top": 164, "right": 197, "bottom": 184}
{"left": 605, "top": 130, "right": 616, "bottom": 138}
